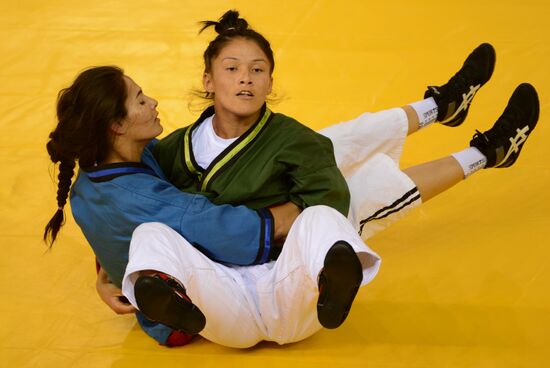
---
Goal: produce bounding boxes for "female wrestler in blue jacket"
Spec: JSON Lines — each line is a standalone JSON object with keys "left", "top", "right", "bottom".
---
{"left": 44, "top": 65, "right": 300, "bottom": 344}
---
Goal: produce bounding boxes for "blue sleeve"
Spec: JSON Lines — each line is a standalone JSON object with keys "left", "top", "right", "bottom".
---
{"left": 115, "top": 176, "right": 274, "bottom": 265}
{"left": 135, "top": 312, "right": 173, "bottom": 345}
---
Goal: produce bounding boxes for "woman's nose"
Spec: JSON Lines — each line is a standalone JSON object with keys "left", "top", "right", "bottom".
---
{"left": 239, "top": 71, "right": 252, "bottom": 84}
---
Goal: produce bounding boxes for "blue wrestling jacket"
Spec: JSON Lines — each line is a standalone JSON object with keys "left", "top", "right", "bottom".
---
{"left": 71, "top": 142, "right": 274, "bottom": 287}
{"left": 70, "top": 142, "right": 274, "bottom": 345}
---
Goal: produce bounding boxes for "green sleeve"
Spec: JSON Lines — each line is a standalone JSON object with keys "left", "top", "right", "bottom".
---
{"left": 284, "top": 125, "right": 350, "bottom": 216}
{"left": 289, "top": 164, "right": 350, "bottom": 216}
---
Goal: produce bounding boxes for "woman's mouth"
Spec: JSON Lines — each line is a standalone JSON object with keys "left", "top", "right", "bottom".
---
{"left": 237, "top": 90, "right": 254, "bottom": 97}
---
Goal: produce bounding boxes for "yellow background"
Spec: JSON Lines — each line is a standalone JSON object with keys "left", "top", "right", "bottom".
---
{"left": 1, "top": 1, "right": 549, "bottom": 367}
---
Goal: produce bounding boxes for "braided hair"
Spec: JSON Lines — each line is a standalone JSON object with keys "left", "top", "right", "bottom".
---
{"left": 44, "top": 66, "right": 127, "bottom": 246}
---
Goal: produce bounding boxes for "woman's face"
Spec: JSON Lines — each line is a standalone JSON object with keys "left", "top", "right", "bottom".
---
{"left": 116, "top": 76, "right": 163, "bottom": 142}
{"left": 203, "top": 37, "right": 273, "bottom": 120}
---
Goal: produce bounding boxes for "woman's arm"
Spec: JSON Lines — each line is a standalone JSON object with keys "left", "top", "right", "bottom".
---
{"left": 269, "top": 201, "right": 301, "bottom": 243}
{"left": 285, "top": 127, "right": 351, "bottom": 216}
{"left": 96, "top": 266, "right": 136, "bottom": 315}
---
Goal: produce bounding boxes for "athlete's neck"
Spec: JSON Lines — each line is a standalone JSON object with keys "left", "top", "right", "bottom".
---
{"left": 102, "top": 138, "right": 148, "bottom": 164}
{"left": 211, "top": 109, "right": 261, "bottom": 139}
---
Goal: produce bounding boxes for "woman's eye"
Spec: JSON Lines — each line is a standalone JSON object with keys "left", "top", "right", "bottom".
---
{"left": 139, "top": 101, "right": 146, "bottom": 105}
{"left": 226, "top": 67, "right": 236, "bottom": 71}
{"left": 252, "top": 68, "right": 263, "bottom": 73}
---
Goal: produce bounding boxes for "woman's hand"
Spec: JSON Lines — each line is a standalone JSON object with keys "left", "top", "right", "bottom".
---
{"left": 269, "top": 202, "right": 301, "bottom": 243}
{"left": 96, "top": 267, "right": 137, "bottom": 314}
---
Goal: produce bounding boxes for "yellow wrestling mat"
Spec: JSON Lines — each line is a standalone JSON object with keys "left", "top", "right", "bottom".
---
{"left": 1, "top": 1, "right": 549, "bottom": 366}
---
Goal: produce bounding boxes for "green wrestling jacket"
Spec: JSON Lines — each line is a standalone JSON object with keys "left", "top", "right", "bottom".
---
{"left": 153, "top": 104, "right": 350, "bottom": 216}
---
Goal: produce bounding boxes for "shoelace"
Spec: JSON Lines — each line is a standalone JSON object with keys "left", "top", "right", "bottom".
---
{"left": 475, "top": 105, "right": 522, "bottom": 145}
{"left": 472, "top": 129, "right": 489, "bottom": 143}
{"left": 446, "top": 65, "right": 477, "bottom": 95}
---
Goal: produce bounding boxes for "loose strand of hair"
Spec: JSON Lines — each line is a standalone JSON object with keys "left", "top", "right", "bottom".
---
{"left": 198, "top": 20, "right": 218, "bottom": 34}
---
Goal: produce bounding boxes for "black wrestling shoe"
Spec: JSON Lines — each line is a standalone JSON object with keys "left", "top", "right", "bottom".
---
{"left": 425, "top": 43, "right": 496, "bottom": 127}
{"left": 134, "top": 273, "right": 206, "bottom": 335}
{"left": 470, "top": 83, "right": 539, "bottom": 168}
{"left": 317, "top": 241, "right": 363, "bottom": 329}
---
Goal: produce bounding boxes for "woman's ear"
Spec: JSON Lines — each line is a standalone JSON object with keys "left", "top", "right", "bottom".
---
{"left": 203, "top": 72, "right": 214, "bottom": 93}
{"left": 109, "top": 119, "right": 127, "bottom": 135}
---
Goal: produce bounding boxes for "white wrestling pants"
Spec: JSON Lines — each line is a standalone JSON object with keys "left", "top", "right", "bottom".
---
{"left": 321, "top": 107, "right": 421, "bottom": 239}
{"left": 123, "top": 206, "right": 380, "bottom": 347}
{"left": 122, "top": 107, "right": 421, "bottom": 347}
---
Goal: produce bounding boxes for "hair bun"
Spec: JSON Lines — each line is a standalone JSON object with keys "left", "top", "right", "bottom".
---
{"left": 216, "top": 10, "right": 248, "bottom": 33}
{"left": 200, "top": 9, "right": 248, "bottom": 35}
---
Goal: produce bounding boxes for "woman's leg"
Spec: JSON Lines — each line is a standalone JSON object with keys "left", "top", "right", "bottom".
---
{"left": 403, "top": 156, "right": 464, "bottom": 202}
{"left": 352, "top": 83, "right": 539, "bottom": 238}
{"left": 122, "top": 222, "right": 265, "bottom": 348}
{"left": 322, "top": 45, "right": 540, "bottom": 239}
{"left": 321, "top": 43, "right": 496, "bottom": 177}
{"left": 255, "top": 205, "right": 381, "bottom": 344}
{"left": 405, "top": 82, "right": 539, "bottom": 202}
{"left": 319, "top": 107, "right": 409, "bottom": 179}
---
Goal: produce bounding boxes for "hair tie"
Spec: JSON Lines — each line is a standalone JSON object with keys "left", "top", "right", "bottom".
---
{"left": 226, "top": 27, "right": 236, "bottom": 31}
{"left": 58, "top": 206, "right": 64, "bottom": 211}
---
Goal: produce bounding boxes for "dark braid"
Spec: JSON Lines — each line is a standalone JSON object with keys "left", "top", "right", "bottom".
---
{"left": 56, "top": 161, "right": 76, "bottom": 209}
{"left": 200, "top": 10, "right": 275, "bottom": 76}
{"left": 43, "top": 159, "right": 76, "bottom": 245}
{"left": 44, "top": 66, "right": 127, "bottom": 247}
